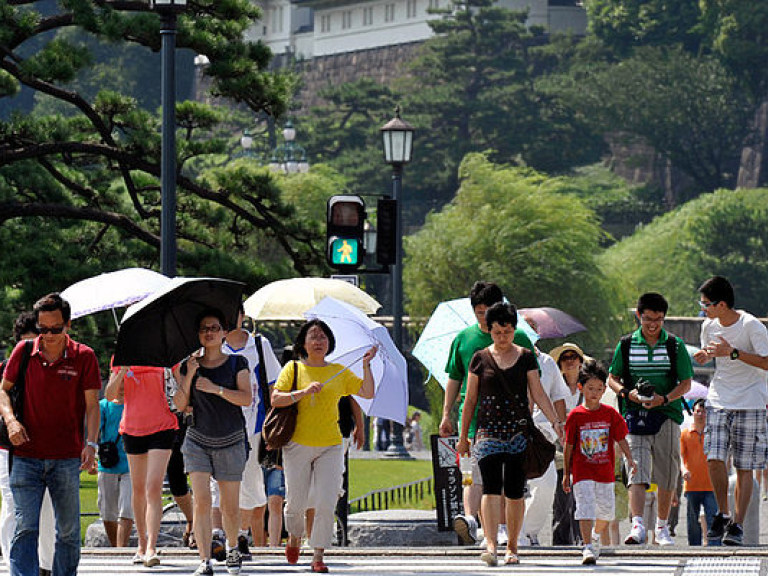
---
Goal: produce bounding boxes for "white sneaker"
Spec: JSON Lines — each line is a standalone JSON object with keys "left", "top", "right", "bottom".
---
{"left": 497, "top": 524, "right": 508, "bottom": 546}
{"left": 654, "top": 525, "right": 674, "bottom": 546}
{"left": 453, "top": 514, "right": 478, "bottom": 545}
{"left": 624, "top": 521, "right": 647, "bottom": 545}
{"left": 581, "top": 544, "right": 596, "bottom": 565}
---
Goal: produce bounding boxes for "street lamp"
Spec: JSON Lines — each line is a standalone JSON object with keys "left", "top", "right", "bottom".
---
{"left": 269, "top": 120, "right": 310, "bottom": 174}
{"left": 380, "top": 105, "right": 414, "bottom": 459}
{"left": 151, "top": 0, "right": 187, "bottom": 278}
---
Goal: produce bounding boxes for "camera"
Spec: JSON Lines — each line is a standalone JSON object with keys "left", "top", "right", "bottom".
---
{"left": 182, "top": 411, "right": 195, "bottom": 428}
{"left": 635, "top": 379, "right": 656, "bottom": 402}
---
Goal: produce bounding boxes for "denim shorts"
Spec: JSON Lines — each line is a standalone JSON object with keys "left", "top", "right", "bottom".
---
{"left": 263, "top": 466, "right": 285, "bottom": 498}
{"left": 181, "top": 436, "right": 247, "bottom": 482}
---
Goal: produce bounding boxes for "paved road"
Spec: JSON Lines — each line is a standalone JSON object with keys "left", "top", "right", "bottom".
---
{"left": 5, "top": 550, "right": 766, "bottom": 576}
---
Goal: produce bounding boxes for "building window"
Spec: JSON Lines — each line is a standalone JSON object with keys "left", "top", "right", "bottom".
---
{"left": 407, "top": 0, "right": 417, "bottom": 18}
{"left": 428, "top": 0, "right": 439, "bottom": 9}
{"left": 363, "top": 6, "right": 374, "bottom": 25}
{"left": 342, "top": 10, "right": 352, "bottom": 29}
{"left": 385, "top": 3, "right": 395, "bottom": 22}
{"left": 321, "top": 14, "right": 331, "bottom": 32}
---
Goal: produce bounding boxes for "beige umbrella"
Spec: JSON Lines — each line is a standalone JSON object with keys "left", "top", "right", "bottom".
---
{"left": 244, "top": 277, "right": 381, "bottom": 320}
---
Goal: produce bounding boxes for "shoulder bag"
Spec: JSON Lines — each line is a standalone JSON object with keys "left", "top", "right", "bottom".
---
{"left": 0, "top": 340, "right": 34, "bottom": 450}
{"left": 482, "top": 349, "right": 555, "bottom": 480}
{"left": 262, "top": 360, "right": 298, "bottom": 450}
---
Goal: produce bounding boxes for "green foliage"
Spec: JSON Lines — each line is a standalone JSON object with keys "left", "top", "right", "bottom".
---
{"left": 585, "top": 0, "right": 703, "bottom": 56}
{"left": 0, "top": 0, "right": 324, "bottom": 362}
{"left": 698, "top": 0, "right": 768, "bottom": 99}
{"left": 560, "top": 46, "right": 753, "bottom": 195}
{"left": 600, "top": 188, "right": 768, "bottom": 317}
{"left": 403, "top": 153, "right": 627, "bottom": 353}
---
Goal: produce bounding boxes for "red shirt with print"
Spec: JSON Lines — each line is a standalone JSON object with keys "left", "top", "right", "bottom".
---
{"left": 565, "top": 403, "right": 628, "bottom": 484}
{"left": 3, "top": 336, "right": 101, "bottom": 459}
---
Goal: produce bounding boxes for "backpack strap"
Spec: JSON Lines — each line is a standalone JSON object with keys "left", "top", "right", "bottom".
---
{"left": 253, "top": 334, "right": 271, "bottom": 411}
{"left": 664, "top": 331, "right": 692, "bottom": 415}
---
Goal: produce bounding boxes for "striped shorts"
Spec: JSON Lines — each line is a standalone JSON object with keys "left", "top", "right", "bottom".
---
{"left": 704, "top": 407, "right": 768, "bottom": 470}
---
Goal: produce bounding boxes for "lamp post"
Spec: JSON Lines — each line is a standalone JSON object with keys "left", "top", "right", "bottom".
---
{"left": 151, "top": 0, "right": 187, "bottom": 278}
{"left": 269, "top": 120, "right": 310, "bottom": 174}
{"left": 380, "top": 106, "right": 414, "bottom": 459}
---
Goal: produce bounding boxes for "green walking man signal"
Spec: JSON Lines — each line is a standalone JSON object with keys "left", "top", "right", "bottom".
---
{"left": 326, "top": 195, "right": 366, "bottom": 270}
{"left": 330, "top": 238, "right": 360, "bottom": 266}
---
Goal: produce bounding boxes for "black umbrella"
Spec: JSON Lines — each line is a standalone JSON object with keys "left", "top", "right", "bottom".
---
{"left": 114, "top": 277, "right": 245, "bottom": 367}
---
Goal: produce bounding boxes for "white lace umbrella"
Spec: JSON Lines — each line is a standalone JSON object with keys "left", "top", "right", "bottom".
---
{"left": 60, "top": 268, "right": 171, "bottom": 323}
{"left": 304, "top": 297, "right": 408, "bottom": 424}
{"left": 244, "top": 277, "right": 380, "bottom": 321}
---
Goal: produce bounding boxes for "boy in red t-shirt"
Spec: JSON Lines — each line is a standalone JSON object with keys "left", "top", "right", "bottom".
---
{"left": 563, "top": 359, "right": 636, "bottom": 565}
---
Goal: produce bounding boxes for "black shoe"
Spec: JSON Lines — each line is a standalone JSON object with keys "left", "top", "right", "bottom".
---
{"left": 707, "top": 512, "right": 730, "bottom": 540}
{"left": 722, "top": 522, "right": 744, "bottom": 546}
{"left": 39, "top": 570, "right": 52, "bottom": 576}
{"left": 237, "top": 534, "right": 252, "bottom": 560}
{"left": 211, "top": 537, "right": 227, "bottom": 562}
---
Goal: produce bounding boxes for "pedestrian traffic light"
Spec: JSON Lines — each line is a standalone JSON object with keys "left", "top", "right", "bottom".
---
{"left": 376, "top": 198, "right": 397, "bottom": 266}
{"left": 327, "top": 195, "right": 366, "bottom": 270}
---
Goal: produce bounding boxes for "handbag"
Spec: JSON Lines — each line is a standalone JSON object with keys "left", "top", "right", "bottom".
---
{"left": 262, "top": 361, "right": 298, "bottom": 450}
{"left": 482, "top": 349, "right": 556, "bottom": 480}
{"left": 98, "top": 440, "right": 120, "bottom": 468}
{"left": 0, "top": 340, "right": 34, "bottom": 450}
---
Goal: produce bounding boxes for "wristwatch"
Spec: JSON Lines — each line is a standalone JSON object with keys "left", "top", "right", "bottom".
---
{"left": 218, "top": 386, "right": 225, "bottom": 396}
{"left": 86, "top": 441, "right": 98, "bottom": 450}
{"left": 730, "top": 348, "right": 740, "bottom": 360}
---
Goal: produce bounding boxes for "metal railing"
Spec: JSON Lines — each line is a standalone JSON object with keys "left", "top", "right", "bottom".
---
{"left": 348, "top": 476, "right": 433, "bottom": 513}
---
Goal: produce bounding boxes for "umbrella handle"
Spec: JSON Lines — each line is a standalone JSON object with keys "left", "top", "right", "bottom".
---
{"left": 318, "top": 352, "right": 367, "bottom": 389}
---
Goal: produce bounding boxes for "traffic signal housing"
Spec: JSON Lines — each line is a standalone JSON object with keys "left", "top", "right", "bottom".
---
{"left": 376, "top": 198, "right": 397, "bottom": 266}
{"left": 327, "top": 195, "right": 366, "bottom": 270}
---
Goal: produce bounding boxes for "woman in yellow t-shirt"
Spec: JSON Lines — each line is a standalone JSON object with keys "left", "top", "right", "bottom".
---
{"left": 272, "top": 319, "right": 377, "bottom": 574}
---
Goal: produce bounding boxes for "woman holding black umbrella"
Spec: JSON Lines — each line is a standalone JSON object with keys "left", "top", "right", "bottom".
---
{"left": 173, "top": 308, "right": 252, "bottom": 576}
{"left": 272, "top": 319, "right": 377, "bottom": 574}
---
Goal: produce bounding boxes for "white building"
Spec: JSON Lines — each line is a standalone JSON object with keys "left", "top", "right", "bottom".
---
{"left": 247, "top": 0, "right": 587, "bottom": 60}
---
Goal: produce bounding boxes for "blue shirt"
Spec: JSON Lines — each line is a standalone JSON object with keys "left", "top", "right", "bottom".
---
{"left": 98, "top": 398, "right": 129, "bottom": 475}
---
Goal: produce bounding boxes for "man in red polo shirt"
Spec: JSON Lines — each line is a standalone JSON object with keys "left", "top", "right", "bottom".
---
{"left": 0, "top": 293, "right": 101, "bottom": 576}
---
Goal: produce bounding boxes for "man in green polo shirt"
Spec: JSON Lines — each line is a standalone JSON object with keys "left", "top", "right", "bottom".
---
{"left": 439, "top": 281, "right": 536, "bottom": 545}
{"left": 607, "top": 292, "right": 692, "bottom": 547}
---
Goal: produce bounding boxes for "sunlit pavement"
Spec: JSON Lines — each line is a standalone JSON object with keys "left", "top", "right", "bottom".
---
{"left": 6, "top": 548, "right": 768, "bottom": 576}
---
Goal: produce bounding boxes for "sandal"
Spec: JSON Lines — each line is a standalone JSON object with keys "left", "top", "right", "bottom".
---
{"left": 311, "top": 560, "right": 329, "bottom": 573}
{"left": 504, "top": 552, "right": 519, "bottom": 565}
{"left": 187, "top": 531, "right": 197, "bottom": 550}
{"left": 480, "top": 551, "right": 498, "bottom": 567}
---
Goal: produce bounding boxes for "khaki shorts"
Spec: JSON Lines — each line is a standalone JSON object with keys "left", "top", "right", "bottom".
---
{"left": 625, "top": 418, "right": 680, "bottom": 492}
{"left": 97, "top": 472, "right": 133, "bottom": 522}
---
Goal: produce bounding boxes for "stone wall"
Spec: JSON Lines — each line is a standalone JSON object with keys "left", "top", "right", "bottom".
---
{"left": 294, "top": 42, "right": 423, "bottom": 111}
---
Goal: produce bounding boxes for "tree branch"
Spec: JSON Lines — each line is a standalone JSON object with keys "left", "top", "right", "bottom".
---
{"left": 0, "top": 201, "right": 160, "bottom": 247}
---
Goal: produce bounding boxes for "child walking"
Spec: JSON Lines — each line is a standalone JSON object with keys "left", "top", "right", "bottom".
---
{"left": 563, "top": 359, "right": 637, "bottom": 565}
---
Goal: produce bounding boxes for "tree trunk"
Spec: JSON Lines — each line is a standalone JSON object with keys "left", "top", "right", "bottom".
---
{"left": 737, "top": 98, "right": 768, "bottom": 188}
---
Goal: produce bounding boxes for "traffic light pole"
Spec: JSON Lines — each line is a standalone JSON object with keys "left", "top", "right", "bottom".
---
{"left": 382, "top": 162, "right": 412, "bottom": 460}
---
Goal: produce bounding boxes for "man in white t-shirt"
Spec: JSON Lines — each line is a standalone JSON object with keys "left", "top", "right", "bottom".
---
{"left": 693, "top": 276, "right": 768, "bottom": 546}
{"left": 519, "top": 345, "right": 569, "bottom": 546}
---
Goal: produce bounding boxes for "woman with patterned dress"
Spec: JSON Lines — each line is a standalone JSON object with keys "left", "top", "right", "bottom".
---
{"left": 457, "top": 302, "right": 563, "bottom": 566}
